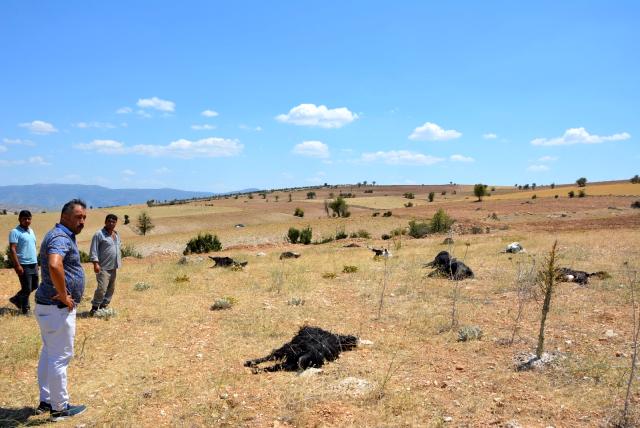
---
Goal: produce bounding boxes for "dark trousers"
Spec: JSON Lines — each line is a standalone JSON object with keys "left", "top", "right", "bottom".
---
{"left": 13, "top": 264, "right": 38, "bottom": 312}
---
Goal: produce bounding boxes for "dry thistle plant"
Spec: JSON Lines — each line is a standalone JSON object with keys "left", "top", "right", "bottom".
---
{"left": 508, "top": 256, "right": 537, "bottom": 345}
{"left": 342, "top": 265, "right": 358, "bottom": 273}
{"left": 133, "top": 281, "right": 152, "bottom": 291}
{"left": 211, "top": 296, "right": 236, "bottom": 311}
{"left": 617, "top": 263, "right": 640, "bottom": 427}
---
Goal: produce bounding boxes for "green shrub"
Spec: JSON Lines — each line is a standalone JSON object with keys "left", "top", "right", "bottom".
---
{"left": 349, "top": 229, "right": 371, "bottom": 239}
{"left": 578, "top": 190, "right": 586, "bottom": 198}
{"left": 555, "top": 195, "right": 559, "bottom": 199}
{"left": 314, "top": 236, "right": 334, "bottom": 245}
{"left": 408, "top": 220, "right": 430, "bottom": 238}
{"left": 390, "top": 227, "right": 405, "bottom": 237}
{"left": 568, "top": 190, "right": 575, "bottom": 198}
{"left": 329, "top": 197, "right": 350, "bottom": 217}
{"left": 576, "top": 177, "right": 587, "bottom": 187}
{"left": 531, "top": 194, "right": 537, "bottom": 199}
{"left": 403, "top": 192, "right": 415, "bottom": 199}
{"left": 335, "top": 228, "right": 348, "bottom": 240}
{"left": 430, "top": 209, "right": 455, "bottom": 233}
{"left": 299, "top": 226, "right": 313, "bottom": 245}
{"left": 293, "top": 207, "right": 304, "bottom": 217}
{"left": 342, "top": 265, "right": 358, "bottom": 273}
{"left": 404, "top": 202, "right": 414, "bottom": 208}
{"left": 123, "top": 214, "right": 130, "bottom": 225}
{"left": 174, "top": 274, "right": 190, "bottom": 283}
{"left": 121, "top": 243, "right": 142, "bottom": 258}
{"left": 631, "top": 175, "right": 640, "bottom": 184}
{"left": 382, "top": 211, "right": 392, "bottom": 217}
{"left": 306, "top": 191, "right": 316, "bottom": 199}
{"left": 631, "top": 201, "right": 640, "bottom": 209}
{"left": 372, "top": 212, "right": 380, "bottom": 217}
{"left": 287, "top": 227, "right": 300, "bottom": 244}
{"left": 458, "top": 326, "right": 483, "bottom": 342}
{"left": 287, "top": 297, "right": 305, "bottom": 306}
{"left": 183, "top": 233, "right": 222, "bottom": 255}
{"left": 473, "top": 184, "right": 489, "bottom": 201}
{"left": 428, "top": 192, "right": 435, "bottom": 202}
{"left": 79, "top": 250, "right": 91, "bottom": 263}
{"left": 322, "top": 272, "right": 337, "bottom": 279}
{"left": 381, "top": 234, "right": 391, "bottom": 240}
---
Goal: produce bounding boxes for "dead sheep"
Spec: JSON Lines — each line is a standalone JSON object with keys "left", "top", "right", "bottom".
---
{"left": 555, "top": 267, "right": 610, "bottom": 286}
{"left": 244, "top": 325, "right": 359, "bottom": 373}
{"left": 209, "top": 256, "right": 248, "bottom": 268}
{"left": 279, "top": 251, "right": 300, "bottom": 260}
{"left": 424, "top": 251, "right": 474, "bottom": 280}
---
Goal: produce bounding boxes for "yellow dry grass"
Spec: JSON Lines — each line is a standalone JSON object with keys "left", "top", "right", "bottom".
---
{"left": 1, "top": 185, "right": 640, "bottom": 427}
{"left": 491, "top": 182, "right": 640, "bottom": 200}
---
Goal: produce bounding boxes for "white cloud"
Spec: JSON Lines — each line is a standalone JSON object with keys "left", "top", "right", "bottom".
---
{"left": 361, "top": 150, "right": 444, "bottom": 166}
{"left": 116, "top": 107, "right": 132, "bottom": 114}
{"left": 121, "top": 169, "right": 136, "bottom": 176}
{"left": 137, "top": 97, "right": 175, "bottom": 112}
{"left": 483, "top": 133, "right": 497, "bottom": 140}
{"left": 0, "top": 156, "right": 50, "bottom": 166}
{"left": 292, "top": 141, "right": 330, "bottom": 158}
{"left": 201, "top": 110, "right": 218, "bottom": 117}
{"left": 276, "top": 103, "right": 358, "bottom": 128}
{"left": 239, "top": 124, "right": 262, "bottom": 132}
{"left": 73, "top": 121, "right": 116, "bottom": 129}
{"left": 19, "top": 120, "right": 58, "bottom": 135}
{"left": 191, "top": 124, "right": 217, "bottom": 131}
{"left": 0, "top": 145, "right": 6, "bottom": 153}
{"left": 409, "top": 122, "right": 462, "bottom": 141}
{"left": 527, "top": 164, "right": 549, "bottom": 172}
{"left": 75, "top": 139, "right": 126, "bottom": 154}
{"left": 3, "top": 138, "right": 35, "bottom": 146}
{"left": 538, "top": 155, "right": 558, "bottom": 162}
{"left": 450, "top": 154, "right": 475, "bottom": 162}
{"left": 531, "top": 127, "right": 630, "bottom": 146}
{"left": 75, "top": 137, "right": 243, "bottom": 159}
{"left": 136, "top": 110, "right": 152, "bottom": 118}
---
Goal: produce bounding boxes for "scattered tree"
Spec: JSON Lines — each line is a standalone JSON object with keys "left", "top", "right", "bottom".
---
{"left": 428, "top": 192, "right": 435, "bottom": 202}
{"left": 329, "top": 196, "right": 350, "bottom": 217}
{"left": 473, "top": 184, "right": 489, "bottom": 201}
{"left": 137, "top": 211, "right": 155, "bottom": 236}
{"left": 293, "top": 207, "right": 304, "bottom": 217}
{"left": 576, "top": 177, "right": 587, "bottom": 187}
{"left": 306, "top": 191, "right": 316, "bottom": 199}
{"left": 631, "top": 175, "right": 640, "bottom": 184}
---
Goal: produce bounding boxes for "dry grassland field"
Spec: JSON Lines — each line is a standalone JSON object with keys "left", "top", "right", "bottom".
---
{"left": 1, "top": 182, "right": 640, "bottom": 427}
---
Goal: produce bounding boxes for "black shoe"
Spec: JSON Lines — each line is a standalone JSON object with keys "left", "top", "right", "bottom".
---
{"left": 99, "top": 303, "right": 109, "bottom": 309}
{"left": 35, "top": 401, "right": 52, "bottom": 415}
{"left": 89, "top": 306, "right": 99, "bottom": 316}
{"left": 9, "top": 296, "right": 21, "bottom": 310}
{"left": 50, "top": 403, "right": 87, "bottom": 421}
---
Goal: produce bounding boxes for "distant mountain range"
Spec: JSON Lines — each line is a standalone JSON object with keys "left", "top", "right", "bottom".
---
{"left": 0, "top": 184, "right": 258, "bottom": 211}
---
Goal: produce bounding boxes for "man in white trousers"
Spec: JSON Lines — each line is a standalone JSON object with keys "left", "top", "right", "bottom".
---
{"left": 33, "top": 199, "right": 88, "bottom": 421}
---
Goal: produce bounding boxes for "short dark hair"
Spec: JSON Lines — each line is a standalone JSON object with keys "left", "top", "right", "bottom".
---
{"left": 61, "top": 199, "right": 87, "bottom": 215}
{"left": 105, "top": 214, "right": 118, "bottom": 222}
{"left": 18, "top": 210, "right": 32, "bottom": 219}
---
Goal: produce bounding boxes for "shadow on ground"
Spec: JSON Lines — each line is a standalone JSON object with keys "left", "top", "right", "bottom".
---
{"left": 0, "top": 407, "right": 50, "bottom": 427}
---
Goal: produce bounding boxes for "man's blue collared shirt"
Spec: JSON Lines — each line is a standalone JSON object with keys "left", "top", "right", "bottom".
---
{"left": 35, "top": 223, "right": 85, "bottom": 304}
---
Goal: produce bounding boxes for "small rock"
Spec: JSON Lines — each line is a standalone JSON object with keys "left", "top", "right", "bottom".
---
{"left": 455, "top": 366, "right": 464, "bottom": 371}
{"left": 357, "top": 339, "right": 374, "bottom": 346}
{"left": 605, "top": 329, "right": 617, "bottom": 338}
{"left": 219, "top": 392, "right": 229, "bottom": 399}
{"left": 505, "top": 421, "right": 523, "bottom": 428}
{"left": 298, "top": 368, "right": 323, "bottom": 377}
{"left": 256, "top": 252, "right": 266, "bottom": 257}
{"left": 443, "top": 416, "right": 453, "bottom": 422}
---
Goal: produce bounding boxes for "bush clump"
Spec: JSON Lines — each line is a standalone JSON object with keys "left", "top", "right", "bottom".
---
{"left": 342, "top": 265, "right": 358, "bottom": 273}
{"left": 293, "top": 207, "right": 304, "bottom": 217}
{"left": 631, "top": 200, "right": 640, "bottom": 209}
{"left": 322, "top": 272, "right": 337, "bottom": 279}
{"left": 335, "top": 228, "right": 348, "bottom": 240}
{"left": 458, "top": 325, "right": 483, "bottom": 342}
{"left": 328, "top": 196, "right": 350, "bottom": 217}
{"left": 408, "top": 220, "right": 430, "bottom": 238}
{"left": 79, "top": 250, "right": 91, "bottom": 263}
{"left": 578, "top": 190, "right": 586, "bottom": 198}
{"left": 403, "top": 192, "right": 415, "bottom": 199}
{"left": 121, "top": 244, "right": 142, "bottom": 258}
{"left": 381, "top": 234, "right": 391, "bottom": 240}
{"left": 430, "top": 208, "right": 455, "bottom": 233}
{"left": 404, "top": 202, "right": 414, "bottom": 208}
{"left": 211, "top": 296, "right": 236, "bottom": 311}
{"left": 174, "top": 274, "right": 190, "bottom": 283}
{"left": 382, "top": 211, "right": 392, "bottom": 217}
{"left": 183, "top": 233, "right": 222, "bottom": 255}
{"left": 287, "top": 297, "right": 305, "bottom": 306}
{"left": 287, "top": 227, "right": 300, "bottom": 244}
{"left": 133, "top": 282, "right": 151, "bottom": 291}
{"left": 349, "top": 229, "right": 371, "bottom": 239}
{"left": 428, "top": 192, "right": 435, "bottom": 202}
{"left": 299, "top": 226, "right": 313, "bottom": 245}
{"left": 568, "top": 190, "right": 575, "bottom": 198}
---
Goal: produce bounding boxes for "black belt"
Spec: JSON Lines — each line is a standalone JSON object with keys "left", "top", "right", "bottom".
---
{"left": 36, "top": 299, "right": 68, "bottom": 309}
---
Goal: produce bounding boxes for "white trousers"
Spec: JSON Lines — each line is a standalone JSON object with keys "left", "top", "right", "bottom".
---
{"left": 35, "top": 304, "right": 76, "bottom": 411}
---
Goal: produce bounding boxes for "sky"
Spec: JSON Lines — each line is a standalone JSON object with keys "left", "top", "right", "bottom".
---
{"left": 0, "top": 1, "right": 638, "bottom": 192}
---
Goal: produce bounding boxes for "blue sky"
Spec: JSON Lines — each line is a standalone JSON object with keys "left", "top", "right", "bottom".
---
{"left": 1, "top": 1, "right": 637, "bottom": 192}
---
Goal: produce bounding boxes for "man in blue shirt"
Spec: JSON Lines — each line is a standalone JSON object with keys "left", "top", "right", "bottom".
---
{"left": 34, "top": 199, "right": 88, "bottom": 421}
{"left": 8, "top": 210, "right": 38, "bottom": 315}
{"left": 89, "top": 213, "right": 122, "bottom": 315}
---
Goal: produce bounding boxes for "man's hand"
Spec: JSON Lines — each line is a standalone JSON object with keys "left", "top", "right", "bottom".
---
{"left": 52, "top": 292, "right": 75, "bottom": 311}
{"left": 14, "top": 265, "right": 24, "bottom": 276}
{"left": 93, "top": 262, "right": 100, "bottom": 274}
